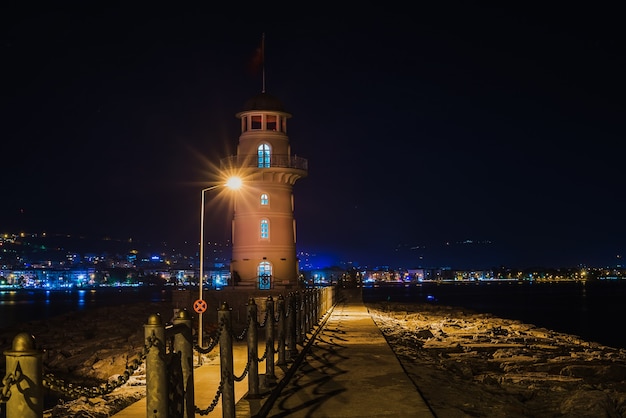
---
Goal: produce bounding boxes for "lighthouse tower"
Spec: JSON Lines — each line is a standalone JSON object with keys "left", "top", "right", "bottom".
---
{"left": 222, "top": 92, "right": 307, "bottom": 289}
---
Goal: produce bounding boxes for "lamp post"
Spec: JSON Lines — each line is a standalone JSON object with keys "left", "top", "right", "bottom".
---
{"left": 198, "top": 176, "right": 242, "bottom": 350}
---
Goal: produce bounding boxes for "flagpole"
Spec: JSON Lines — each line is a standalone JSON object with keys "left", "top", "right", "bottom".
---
{"left": 261, "top": 32, "right": 266, "bottom": 93}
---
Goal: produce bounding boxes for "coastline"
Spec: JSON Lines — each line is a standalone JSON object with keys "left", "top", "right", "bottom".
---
{"left": 363, "top": 280, "right": 626, "bottom": 350}
{"left": 367, "top": 301, "right": 626, "bottom": 417}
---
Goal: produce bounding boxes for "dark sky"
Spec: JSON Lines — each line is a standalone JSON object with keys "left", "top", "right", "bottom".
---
{"left": 2, "top": 4, "right": 625, "bottom": 269}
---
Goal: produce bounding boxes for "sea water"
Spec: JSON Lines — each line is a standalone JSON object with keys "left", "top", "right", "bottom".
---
{"left": 0, "top": 286, "right": 172, "bottom": 331}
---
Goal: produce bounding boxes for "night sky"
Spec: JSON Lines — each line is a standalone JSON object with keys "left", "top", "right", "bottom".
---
{"left": 2, "top": 4, "right": 625, "bottom": 269}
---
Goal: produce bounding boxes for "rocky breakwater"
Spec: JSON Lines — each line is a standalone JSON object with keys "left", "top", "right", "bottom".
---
{"left": 0, "top": 301, "right": 180, "bottom": 417}
{"left": 367, "top": 302, "right": 626, "bottom": 418}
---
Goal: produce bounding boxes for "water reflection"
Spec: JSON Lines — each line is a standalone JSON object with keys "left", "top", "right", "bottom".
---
{"left": 78, "top": 289, "right": 86, "bottom": 307}
{"left": 0, "top": 287, "right": 173, "bottom": 330}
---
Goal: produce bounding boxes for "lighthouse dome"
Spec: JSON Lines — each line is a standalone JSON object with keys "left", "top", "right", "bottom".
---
{"left": 242, "top": 92, "right": 286, "bottom": 112}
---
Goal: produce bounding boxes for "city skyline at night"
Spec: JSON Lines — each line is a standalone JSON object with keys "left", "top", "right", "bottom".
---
{"left": 1, "top": 230, "right": 621, "bottom": 272}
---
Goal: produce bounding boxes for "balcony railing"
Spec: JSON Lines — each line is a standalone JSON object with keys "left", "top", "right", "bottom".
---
{"left": 221, "top": 154, "right": 308, "bottom": 171}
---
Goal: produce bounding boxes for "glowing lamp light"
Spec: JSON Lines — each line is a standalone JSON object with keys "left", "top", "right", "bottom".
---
{"left": 225, "top": 176, "right": 243, "bottom": 190}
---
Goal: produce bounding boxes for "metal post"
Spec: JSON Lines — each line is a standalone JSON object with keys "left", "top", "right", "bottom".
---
{"left": 173, "top": 309, "right": 194, "bottom": 418}
{"left": 265, "top": 296, "right": 276, "bottom": 386}
{"left": 145, "top": 313, "right": 167, "bottom": 418}
{"left": 245, "top": 298, "right": 260, "bottom": 399}
{"left": 276, "top": 294, "right": 287, "bottom": 366}
{"left": 218, "top": 302, "right": 235, "bottom": 418}
{"left": 311, "top": 290, "right": 314, "bottom": 330}
{"left": 307, "top": 290, "right": 313, "bottom": 333}
{"left": 198, "top": 187, "right": 209, "bottom": 353}
{"left": 313, "top": 288, "right": 321, "bottom": 325}
{"left": 307, "top": 290, "right": 312, "bottom": 328}
{"left": 3, "top": 333, "right": 43, "bottom": 418}
{"left": 303, "top": 291, "right": 310, "bottom": 337}
{"left": 309, "top": 291, "right": 315, "bottom": 332}
{"left": 286, "top": 292, "right": 298, "bottom": 361}
{"left": 323, "top": 287, "right": 329, "bottom": 314}
{"left": 310, "top": 290, "right": 315, "bottom": 331}
{"left": 295, "top": 291, "right": 304, "bottom": 345}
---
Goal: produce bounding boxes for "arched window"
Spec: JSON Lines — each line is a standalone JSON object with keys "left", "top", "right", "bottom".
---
{"left": 260, "top": 193, "right": 269, "bottom": 206}
{"left": 258, "top": 143, "right": 271, "bottom": 168}
{"left": 260, "top": 219, "right": 269, "bottom": 239}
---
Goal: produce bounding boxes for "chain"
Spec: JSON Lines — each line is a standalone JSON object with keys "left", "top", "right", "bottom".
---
{"left": 274, "top": 303, "right": 283, "bottom": 323}
{"left": 1, "top": 369, "right": 22, "bottom": 402}
{"left": 195, "top": 379, "right": 223, "bottom": 416}
{"left": 257, "top": 345, "right": 268, "bottom": 363}
{"left": 194, "top": 367, "right": 249, "bottom": 415}
{"left": 232, "top": 359, "right": 250, "bottom": 382}
{"left": 3, "top": 293, "right": 331, "bottom": 408}
{"left": 194, "top": 320, "right": 223, "bottom": 354}
{"left": 258, "top": 309, "right": 270, "bottom": 328}
{"left": 42, "top": 333, "right": 155, "bottom": 398}
{"left": 231, "top": 314, "right": 251, "bottom": 342}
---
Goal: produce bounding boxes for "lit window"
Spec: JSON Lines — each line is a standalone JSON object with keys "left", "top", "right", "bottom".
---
{"left": 260, "top": 193, "right": 269, "bottom": 206}
{"left": 260, "top": 219, "right": 269, "bottom": 239}
{"left": 266, "top": 115, "right": 277, "bottom": 131}
{"left": 258, "top": 261, "right": 271, "bottom": 277}
{"left": 258, "top": 143, "right": 270, "bottom": 168}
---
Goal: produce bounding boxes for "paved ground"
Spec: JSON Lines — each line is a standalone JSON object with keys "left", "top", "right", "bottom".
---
{"left": 237, "top": 288, "right": 436, "bottom": 417}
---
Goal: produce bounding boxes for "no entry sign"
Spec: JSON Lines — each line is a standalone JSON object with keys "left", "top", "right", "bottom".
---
{"left": 193, "top": 299, "right": 207, "bottom": 313}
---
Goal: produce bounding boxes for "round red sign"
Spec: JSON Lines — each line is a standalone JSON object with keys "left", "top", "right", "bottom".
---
{"left": 193, "top": 299, "right": 207, "bottom": 314}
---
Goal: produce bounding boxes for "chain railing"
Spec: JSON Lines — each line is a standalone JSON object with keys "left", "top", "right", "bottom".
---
{"left": 192, "top": 287, "right": 335, "bottom": 417}
{"left": 1, "top": 286, "right": 336, "bottom": 418}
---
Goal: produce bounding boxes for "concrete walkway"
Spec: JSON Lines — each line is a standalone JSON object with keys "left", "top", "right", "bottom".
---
{"left": 241, "top": 288, "right": 436, "bottom": 418}
{"left": 113, "top": 288, "right": 435, "bottom": 417}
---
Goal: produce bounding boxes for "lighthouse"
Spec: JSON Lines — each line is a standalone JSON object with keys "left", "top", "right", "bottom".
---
{"left": 222, "top": 92, "right": 307, "bottom": 289}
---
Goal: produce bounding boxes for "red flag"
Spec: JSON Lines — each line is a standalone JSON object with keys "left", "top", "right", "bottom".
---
{"left": 248, "top": 34, "right": 265, "bottom": 76}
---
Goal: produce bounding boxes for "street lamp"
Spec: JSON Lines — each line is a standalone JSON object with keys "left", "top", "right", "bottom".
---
{"left": 198, "top": 176, "right": 242, "bottom": 350}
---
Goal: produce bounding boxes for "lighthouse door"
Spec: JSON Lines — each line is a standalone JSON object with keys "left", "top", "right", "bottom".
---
{"left": 258, "top": 261, "right": 272, "bottom": 289}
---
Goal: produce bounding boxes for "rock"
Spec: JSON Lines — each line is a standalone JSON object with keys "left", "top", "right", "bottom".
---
{"left": 1, "top": 301, "right": 177, "bottom": 417}
{"left": 415, "top": 328, "right": 434, "bottom": 339}
{"left": 367, "top": 302, "right": 626, "bottom": 418}
{"left": 559, "top": 390, "right": 618, "bottom": 417}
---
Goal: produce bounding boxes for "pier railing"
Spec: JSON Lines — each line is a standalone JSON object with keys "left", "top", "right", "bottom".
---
{"left": 1, "top": 287, "right": 336, "bottom": 418}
